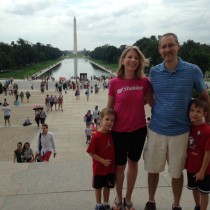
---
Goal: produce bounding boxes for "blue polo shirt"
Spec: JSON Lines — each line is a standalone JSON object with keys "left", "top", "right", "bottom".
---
{"left": 149, "top": 58, "right": 206, "bottom": 136}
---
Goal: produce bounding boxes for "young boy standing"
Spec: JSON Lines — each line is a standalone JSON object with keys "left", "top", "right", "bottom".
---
{"left": 85, "top": 123, "right": 92, "bottom": 144}
{"left": 87, "top": 108, "right": 116, "bottom": 210}
{"left": 186, "top": 98, "right": 210, "bottom": 210}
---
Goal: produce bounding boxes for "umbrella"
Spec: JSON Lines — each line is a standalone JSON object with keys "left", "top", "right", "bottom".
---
{"left": 33, "top": 105, "right": 44, "bottom": 110}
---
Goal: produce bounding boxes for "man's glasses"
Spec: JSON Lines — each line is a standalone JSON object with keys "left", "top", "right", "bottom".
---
{"left": 160, "top": 43, "right": 178, "bottom": 49}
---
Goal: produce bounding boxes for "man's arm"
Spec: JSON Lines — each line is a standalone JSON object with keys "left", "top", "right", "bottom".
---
{"left": 145, "top": 91, "right": 154, "bottom": 107}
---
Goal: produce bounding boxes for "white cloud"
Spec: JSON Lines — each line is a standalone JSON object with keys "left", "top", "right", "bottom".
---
{"left": 0, "top": 0, "right": 209, "bottom": 51}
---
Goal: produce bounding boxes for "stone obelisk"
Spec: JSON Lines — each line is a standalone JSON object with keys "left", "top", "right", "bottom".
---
{"left": 73, "top": 16, "right": 78, "bottom": 78}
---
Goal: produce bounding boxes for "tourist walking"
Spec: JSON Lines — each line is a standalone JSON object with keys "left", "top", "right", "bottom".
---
{"left": 36, "top": 123, "right": 56, "bottom": 162}
{"left": 49, "top": 95, "right": 54, "bottom": 111}
{"left": 57, "top": 95, "right": 63, "bottom": 111}
{"left": 25, "top": 91, "right": 31, "bottom": 102}
{"left": 85, "top": 88, "right": 90, "bottom": 101}
{"left": 84, "top": 110, "right": 93, "bottom": 127}
{"left": 54, "top": 95, "right": 58, "bottom": 111}
{"left": 40, "top": 110, "right": 47, "bottom": 124}
{"left": 20, "top": 91, "right": 24, "bottom": 103}
{"left": 34, "top": 109, "right": 40, "bottom": 128}
{"left": 93, "top": 106, "right": 100, "bottom": 128}
{"left": 85, "top": 123, "right": 92, "bottom": 144}
{"left": 75, "top": 87, "right": 80, "bottom": 100}
{"left": 45, "top": 95, "right": 50, "bottom": 111}
{"left": 2, "top": 103, "right": 11, "bottom": 126}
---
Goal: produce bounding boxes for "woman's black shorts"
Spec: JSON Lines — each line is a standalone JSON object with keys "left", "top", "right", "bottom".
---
{"left": 112, "top": 126, "right": 147, "bottom": 165}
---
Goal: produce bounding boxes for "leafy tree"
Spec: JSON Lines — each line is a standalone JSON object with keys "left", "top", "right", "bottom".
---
{"left": 179, "top": 40, "right": 210, "bottom": 75}
{"left": 0, "top": 39, "right": 62, "bottom": 71}
{"left": 134, "top": 36, "right": 161, "bottom": 67}
{"left": 89, "top": 36, "right": 210, "bottom": 75}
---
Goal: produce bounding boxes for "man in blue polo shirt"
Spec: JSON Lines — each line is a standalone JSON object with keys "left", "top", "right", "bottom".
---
{"left": 143, "top": 33, "right": 210, "bottom": 210}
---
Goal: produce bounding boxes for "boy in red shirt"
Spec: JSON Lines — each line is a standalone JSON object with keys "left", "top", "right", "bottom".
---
{"left": 87, "top": 108, "right": 116, "bottom": 210}
{"left": 186, "top": 98, "right": 210, "bottom": 210}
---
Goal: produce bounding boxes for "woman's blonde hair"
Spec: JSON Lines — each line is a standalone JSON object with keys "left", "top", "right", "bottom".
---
{"left": 117, "top": 46, "right": 149, "bottom": 79}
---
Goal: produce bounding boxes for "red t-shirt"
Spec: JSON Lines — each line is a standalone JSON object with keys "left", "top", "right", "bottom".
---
{"left": 108, "top": 77, "right": 152, "bottom": 132}
{"left": 186, "top": 123, "right": 210, "bottom": 175}
{"left": 86, "top": 131, "right": 115, "bottom": 176}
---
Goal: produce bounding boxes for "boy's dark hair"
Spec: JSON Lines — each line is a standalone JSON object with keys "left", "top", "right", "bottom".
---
{"left": 190, "top": 98, "right": 209, "bottom": 113}
{"left": 100, "top": 107, "right": 116, "bottom": 119}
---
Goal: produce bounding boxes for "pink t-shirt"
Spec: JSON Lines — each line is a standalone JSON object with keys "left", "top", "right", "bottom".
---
{"left": 108, "top": 77, "right": 151, "bottom": 132}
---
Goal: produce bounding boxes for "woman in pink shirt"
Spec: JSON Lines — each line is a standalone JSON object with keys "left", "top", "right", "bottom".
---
{"left": 107, "top": 46, "right": 153, "bottom": 210}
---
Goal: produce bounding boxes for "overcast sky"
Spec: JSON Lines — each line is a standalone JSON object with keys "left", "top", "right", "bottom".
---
{"left": 0, "top": 0, "right": 209, "bottom": 51}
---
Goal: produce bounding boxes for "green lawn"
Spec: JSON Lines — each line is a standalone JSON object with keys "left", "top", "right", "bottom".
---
{"left": 0, "top": 58, "right": 62, "bottom": 79}
{"left": 89, "top": 58, "right": 118, "bottom": 72}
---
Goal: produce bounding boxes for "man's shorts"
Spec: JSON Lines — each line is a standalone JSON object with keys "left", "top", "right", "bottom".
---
{"left": 187, "top": 172, "right": 210, "bottom": 194}
{"left": 93, "top": 173, "right": 115, "bottom": 189}
{"left": 143, "top": 128, "right": 189, "bottom": 178}
{"left": 4, "top": 115, "right": 10, "bottom": 120}
{"left": 42, "top": 151, "right": 52, "bottom": 161}
{"left": 112, "top": 126, "right": 147, "bottom": 165}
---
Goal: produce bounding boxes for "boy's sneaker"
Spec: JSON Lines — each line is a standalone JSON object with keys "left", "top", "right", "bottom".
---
{"left": 95, "top": 205, "right": 104, "bottom": 210}
{"left": 103, "top": 204, "right": 111, "bottom": 210}
{"left": 194, "top": 207, "right": 200, "bottom": 210}
{"left": 144, "top": 201, "right": 156, "bottom": 210}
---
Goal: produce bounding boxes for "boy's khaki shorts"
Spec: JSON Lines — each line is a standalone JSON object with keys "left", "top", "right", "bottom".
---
{"left": 143, "top": 128, "right": 189, "bottom": 178}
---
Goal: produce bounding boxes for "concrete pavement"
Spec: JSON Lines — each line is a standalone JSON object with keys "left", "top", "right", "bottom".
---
{"left": 0, "top": 80, "right": 193, "bottom": 210}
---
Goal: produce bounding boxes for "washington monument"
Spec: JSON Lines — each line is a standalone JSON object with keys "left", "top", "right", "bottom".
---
{"left": 73, "top": 16, "right": 78, "bottom": 77}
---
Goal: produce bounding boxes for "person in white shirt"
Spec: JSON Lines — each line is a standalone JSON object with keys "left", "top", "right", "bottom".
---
{"left": 93, "top": 106, "right": 100, "bottom": 127}
{"left": 37, "top": 123, "right": 56, "bottom": 161}
{"left": 2, "top": 103, "right": 11, "bottom": 126}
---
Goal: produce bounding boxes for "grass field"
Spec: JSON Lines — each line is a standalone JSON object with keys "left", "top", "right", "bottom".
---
{"left": 0, "top": 58, "right": 62, "bottom": 79}
{"left": 89, "top": 58, "right": 118, "bottom": 72}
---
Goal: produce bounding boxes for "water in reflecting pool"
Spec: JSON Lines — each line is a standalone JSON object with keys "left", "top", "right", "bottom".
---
{"left": 43, "top": 58, "right": 113, "bottom": 80}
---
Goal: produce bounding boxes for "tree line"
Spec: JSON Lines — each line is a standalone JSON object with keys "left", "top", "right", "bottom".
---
{"left": 1, "top": 36, "right": 210, "bottom": 75}
{"left": 0, "top": 38, "right": 63, "bottom": 70}
{"left": 89, "top": 35, "right": 210, "bottom": 75}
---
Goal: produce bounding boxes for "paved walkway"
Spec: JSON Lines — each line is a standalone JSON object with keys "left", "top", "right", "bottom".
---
{"left": 0, "top": 80, "right": 193, "bottom": 210}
